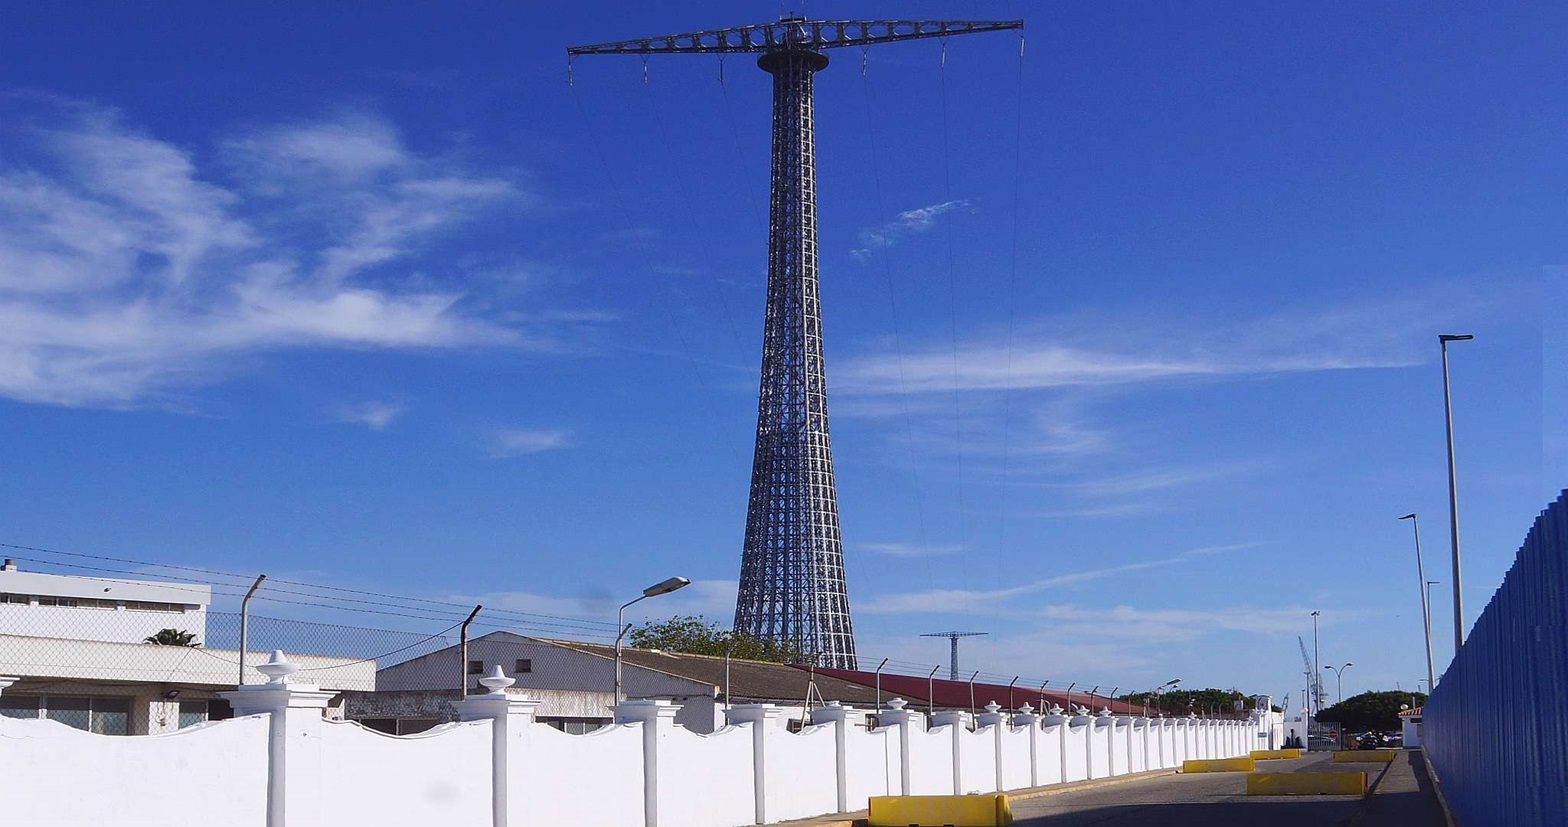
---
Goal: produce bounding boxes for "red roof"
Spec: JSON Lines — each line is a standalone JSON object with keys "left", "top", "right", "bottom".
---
{"left": 796, "top": 665, "right": 1144, "bottom": 715}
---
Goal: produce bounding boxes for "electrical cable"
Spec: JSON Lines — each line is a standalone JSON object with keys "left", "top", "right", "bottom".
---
{"left": 857, "top": 49, "right": 933, "bottom": 582}
{"left": 936, "top": 37, "right": 970, "bottom": 568}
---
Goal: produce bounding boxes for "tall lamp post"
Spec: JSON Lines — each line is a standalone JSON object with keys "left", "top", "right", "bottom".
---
{"left": 1439, "top": 333, "right": 1473, "bottom": 653}
{"left": 1399, "top": 513, "right": 1437, "bottom": 690}
{"left": 1324, "top": 662, "right": 1353, "bottom": 705}
{"left": 615, "top": 576, "right": 691, "bottom": 704}
{"left": 1150, "top": 678, "right": 1179, "bottom": 717}
{"left": 1310, "top": 610, "right": 1322, "bottom": 715}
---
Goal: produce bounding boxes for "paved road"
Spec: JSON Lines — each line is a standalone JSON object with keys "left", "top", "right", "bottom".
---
{"left": 1009, "top": 752, "right": 1418, "bottom": 827}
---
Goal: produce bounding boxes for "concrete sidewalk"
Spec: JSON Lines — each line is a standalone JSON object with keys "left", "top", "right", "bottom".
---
{"left": 770, "top": 749, "right": 1449, "bottom": 827}
{"left": 1351, "top": 748, "right": 1448, "bottom": 827}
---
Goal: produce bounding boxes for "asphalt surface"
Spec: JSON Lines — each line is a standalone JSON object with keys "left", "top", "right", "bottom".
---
{"left": 1007, "top": 751, "right": 1439, "bottom": 827}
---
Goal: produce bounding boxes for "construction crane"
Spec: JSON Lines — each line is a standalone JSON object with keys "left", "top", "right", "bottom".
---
{"left": 568, "top": 16, "right": 1022, "bottom": 669}
{"left": 921, "top": 631, "right": 988, "bottom": 680}
{"left": 1298, "top": 636, "right": 1324, "bottom": 715}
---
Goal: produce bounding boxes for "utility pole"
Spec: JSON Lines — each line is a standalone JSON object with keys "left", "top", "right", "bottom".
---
{"left": 921, "top": 631, "right": 988, "bottom": 680}
{"left": 568, "top": 16, "right": 1022, "bottom": 670}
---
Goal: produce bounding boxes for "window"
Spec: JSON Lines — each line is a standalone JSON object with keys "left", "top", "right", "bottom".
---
{"left": 177, "top": 701, "right": 208, "bottom": 729}
{"left": 467, "top": 660, "right": 484, "bottom": 675}
{"left": 90, "top": 698, "right": 129, "bottom": 735}
{"left": 125, "top": 600, "right": 183, "bottom": 613}
{"left": 46, "top": 697, "right": 90, "bottom": 730}
{"left": 0, "top": 593, "right": 30, "bottom": 604}
{"left": 515, "top": 659, "right": 532, "bottom": 674}
{"left": 36, "top": 596, "right": 78, "bottom": 608}
{"left": 1, "top": 695, "right": 41, "bottom": 719}
{"left": 11, "top": 696, "right": 132, "bottom": 735}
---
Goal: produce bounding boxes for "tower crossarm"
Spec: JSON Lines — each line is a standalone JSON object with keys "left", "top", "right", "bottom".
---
{"left": 567, "top": 17, "right": 1022, "bottom": 57}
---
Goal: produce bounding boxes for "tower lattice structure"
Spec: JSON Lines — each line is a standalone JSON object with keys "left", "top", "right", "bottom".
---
{"left": 570, "top": 17, "right": 1022, "bottom": 669}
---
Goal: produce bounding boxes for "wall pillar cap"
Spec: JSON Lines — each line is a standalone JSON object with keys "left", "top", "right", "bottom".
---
{"left": 478, "top": 665, "right": 515, "bottom": 694}
{"left": 255, "top": 650, "right": 300, "bottom": 685}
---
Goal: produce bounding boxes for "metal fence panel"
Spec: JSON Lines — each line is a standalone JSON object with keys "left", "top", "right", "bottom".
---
{"left": 1424, "top": 489, "right": 1568, "bottom": 827}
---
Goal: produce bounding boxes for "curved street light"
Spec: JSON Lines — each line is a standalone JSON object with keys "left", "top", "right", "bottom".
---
{"left": 1324, "top": 662, "right": 1354, "bottom": 705}
{"left": 1399, "top": 513, "right": 1437, "bottom": 690}
{"left": 1439, "top": 333, "right": 1473, "bottom": 654}
{"left": 614, "top": 576, "right": 690, "bottom": 704}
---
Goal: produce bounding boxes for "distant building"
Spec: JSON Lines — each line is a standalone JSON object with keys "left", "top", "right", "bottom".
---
{"left": 350, "top": 631, "right": 887, "bottom": 735}
{"left": 0, "top": 560, "right": 370, "bottom": 735}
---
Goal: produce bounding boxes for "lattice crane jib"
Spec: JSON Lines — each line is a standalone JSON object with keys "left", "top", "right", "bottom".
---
{"left": 569, "top": 16, "right": 1023, "bottom": 670}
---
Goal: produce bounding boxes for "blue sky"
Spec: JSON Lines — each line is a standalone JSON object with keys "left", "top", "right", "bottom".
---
{"left": 1, "top": 1, "right": 1563, "bottom": 706}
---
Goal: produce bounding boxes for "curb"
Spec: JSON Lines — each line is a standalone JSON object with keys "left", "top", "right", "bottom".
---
{"left": 1417, "top": 747, "right": 1459, "bottom": 827}
{"left": 771, "top": 768, "right": 1181, "bottom": 827}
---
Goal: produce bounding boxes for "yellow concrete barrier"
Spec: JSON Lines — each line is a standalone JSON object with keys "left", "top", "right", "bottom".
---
{"left": 1250, "top": 748, "right": 1302, "bottom": 760}
{"left": 1181, "top": 757, "right": 1256, "bottom": 773}
{"left": 867, "top": 794, "right": 1013, "bottom": 827}
{"left": 1246, "top": 771, "right": 1367, "bottom": 796}
{"left": 1332, "top": 750, "right": 1397, "bottom": 763}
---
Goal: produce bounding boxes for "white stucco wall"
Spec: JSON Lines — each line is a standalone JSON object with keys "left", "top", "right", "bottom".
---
{"left": 0, "top": 677, "right": 1267, "bottom": 827}
{"left": 843, "top": 725, "right": 897, "bottom": 808}
{"left": 957, "top": 726, "right": 997, "bottom": 793}
{"left": 761, "top": 723, "right": 838, "bottom": 822}
{"left": 657, "top": 725, "right": 755, "bottom": 827}
{"left": 1038, "top": 722, "right": 1064, "bottom": 785}
{"left": 315, "top": 719, "right": 492, "bottom": 825}
{"left": 0, "top": 713, "right": 268, "bottom": 827}
{"left": 998, "top": 725, "right": 1031, "bottom": 790}
{"left": 513, "top": 723, "right": 644, "bottom": 827}
{"left": 905, "top": 723, "right": 957, "bottom": 795}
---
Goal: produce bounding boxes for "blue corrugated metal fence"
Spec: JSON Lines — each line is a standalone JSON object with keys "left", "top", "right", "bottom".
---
{"left": 1424, "top": 489, "right": 1568, "bottom": 826}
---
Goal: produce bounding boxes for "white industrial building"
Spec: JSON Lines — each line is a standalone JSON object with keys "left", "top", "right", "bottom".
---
{"left": 0, "top": 560, "right": 371, "bottom": 734}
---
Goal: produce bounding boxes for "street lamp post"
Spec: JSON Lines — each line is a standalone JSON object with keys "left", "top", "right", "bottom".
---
{"left": 1311, "top": 610, "right": 1322, "bottom": 715}
{"left": 1324, "top": 663, "right": 1353, "bottom": 705}
{"left": 1439, "top": 333, "right": 1473, "bottom": 654}
{"left": 614, "top": 576, "right": 690, "bottom": 704}
{"left": 1399, "top": 514, "right": 1437, "bottom": 690}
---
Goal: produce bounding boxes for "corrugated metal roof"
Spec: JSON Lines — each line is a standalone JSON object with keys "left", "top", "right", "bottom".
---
{"left": 545, "top": 639, "right": 885, "bottom": 706}
{"left": 802, "top": 666, "right": 1145, "bottom": 714}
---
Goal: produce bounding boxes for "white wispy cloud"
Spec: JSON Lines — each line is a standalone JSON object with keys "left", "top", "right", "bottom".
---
{"left": 336, "top": 401, "right": 405, "bottom": 430}
{"left": 851, "top": 199, "right": 972, "bottom": 260}
{"left": 0, "top": 99, "right": 536, "bottom": 408}
{"left": 859, "top": 542, "right": 965, "bottom": 558}
{"left": 835, "top": 304, "right": 1432, "bottom": 397}
{"left": 856, "top": 543, "right": 1259, "bottom": 615}
{"left": 486, "top": 427, "right": 572, "bottom": 458}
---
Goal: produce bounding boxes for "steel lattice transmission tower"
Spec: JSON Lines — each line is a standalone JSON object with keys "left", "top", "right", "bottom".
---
{"left": 921, "top": 631, "right": 988, "bottom": 680}
{"left": 569, "top": 17, "right": 1022, "bottom": 669}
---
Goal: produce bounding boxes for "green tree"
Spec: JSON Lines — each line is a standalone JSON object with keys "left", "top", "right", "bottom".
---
{"left": 1117, "top": 688, "right": 1270, "bottom": 715}
{"left": 628, "top": 615, "right": 801, "bottom": 663}
{"left": 1315, "top": 690, "right": 1426, "bottom": 732}
{"left": 143, "top": 628, "right": 200, "bottom": 647}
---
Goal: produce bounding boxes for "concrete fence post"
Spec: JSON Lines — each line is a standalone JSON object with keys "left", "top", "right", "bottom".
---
{"left": 809, "top": 701, "right": 851, "bottom": 813}
{"left": 455, "top": 666, "right": 542, "bottom": 827}
{"left": 876, "top": 698, "right": 915, "bottom": 796}
{"left": 726, "top": 702, "right": 786, "bottom": 825}
{"left": 1094, "top": 709, "right": 1114, "bottom": 778}
{"left": 976, "top": 701, "right": 1007, "bottom": 791}
{"left": 1070, "top": 708, "right": 1094, "bottom": 779}
{"left": 1011, "top": 703, "right": 1039, "bottom": 787}
{"left": 1115, "top": 715, "right": 1134, "bottom": 774}
{"left": 931, "top": 709, "right": 968, "bottom": 794}
{"left": 1043, "top": 704, "right": 1068, "bottom": 784}
{"left": 219, "top": 651, "right": 336, "bottom": 827}
{"left": 617, "top": 699, "right": 683, "bottom": 827}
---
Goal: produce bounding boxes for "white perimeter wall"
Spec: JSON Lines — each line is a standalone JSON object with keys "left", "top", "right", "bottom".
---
{"left": 0, "top": 685, "right": 1281, "bottom": 827}
{"left": 0, "top": 713, "right": 269, "bottom": 827}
